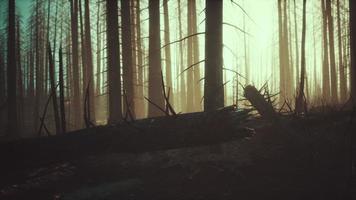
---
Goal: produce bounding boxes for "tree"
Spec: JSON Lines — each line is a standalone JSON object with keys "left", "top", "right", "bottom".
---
{"left": 204, "top": 0, "right": 224, "bottom": 111}
{"left": 70, "top": 0, "right": 81, "bottom": 129}
{"left": 16, "top": 17, "right": 24, "bottom": 131}
{"left": 321, "top": 0, "right": 331, "bottom": 101}
{"left": 96, "top": 1, "right": 101, "bottom": 96}
{"left": 59, "top": 46, "right": 66, "bottom": 133}
{"left": 337, "top": 0, "right": 346, "bottom": 102}
{"left": 278, "top": 0, "right": 285, "bottom": 104}
{"left": 7, "top": 0, "right": 18, "bottom": 136}
{"left": 106, "top": 0, "right": 122, "bottom": 123}
{"left": 326, "top": 0, "right": 338, "bottom": 103}
{"left": 48, "top": 43, "right": 61, "bottom": 134}
{"left": 178, "top": 0, "right": 186, "bottom": 112}
{"left": 187, "top": 0, "right": 194, "bottom": 112}
{"left": 293, "top": 0, "right": 299, "bottom": 86}
{"left": 121, "top": 0, "right": 135, "bottom": 117}
{"left": 135, "top": 0, "right": 145, "bottom": 118}
{"left": 192, "top": 0, "right": 202, "bottom": 111}
{"left": 296, "top": 0, "right": 307, "bottom": 114}
{"left": 163, "top": 0, "right": 173, "bottom": 106}
{"left": 148, "top": 0, "right": 165, "bottom": 117}
{"left": 351, "top": 0, "right": 356, "bottom": 103}
{"left": 84, "top": 0, "right": 95, "bottom": 122}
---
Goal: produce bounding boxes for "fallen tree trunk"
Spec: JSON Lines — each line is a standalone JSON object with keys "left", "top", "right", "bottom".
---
{"left": 244, "top": 85, "right": 277, "bottom": 119}
{"left": 0, "top": 107, "right": 251, "bottom": 175}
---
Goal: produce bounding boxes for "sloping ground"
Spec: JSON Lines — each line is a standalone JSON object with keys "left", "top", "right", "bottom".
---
{"left": 0, "top": 110, "right": 355, "bottom": 200}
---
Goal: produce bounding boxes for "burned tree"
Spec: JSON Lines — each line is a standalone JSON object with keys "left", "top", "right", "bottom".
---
{"left": 204, "top": 0, "right": 224, "bottom": 111}
{"left": 70, "top": 0, "right": 81, "bottom": 129}
{"left": 121, "top": 0, "right": 135, "bottom": 117}
{"left": 295, "top": 0, "right": 307, "bottom": 115}
{"left": 7, "top": 0, "right": 18, "bottom": 136}
{"left": 148, "top": 0, "right": 165, "bottom": 117}
{"left": 106, "top": 0, "right": 122, "bottom": 123}
{"left": 351, "top": 0, "right": 356, "bottom": 103}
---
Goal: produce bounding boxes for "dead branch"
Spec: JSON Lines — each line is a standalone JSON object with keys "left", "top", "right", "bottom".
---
{"left": 38, "top": 83, "right": 59, "bottom": 137}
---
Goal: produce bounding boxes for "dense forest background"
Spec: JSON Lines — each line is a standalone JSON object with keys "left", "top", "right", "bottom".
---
{"left": 0, "top": 0, "right": 355, "bottom": 138}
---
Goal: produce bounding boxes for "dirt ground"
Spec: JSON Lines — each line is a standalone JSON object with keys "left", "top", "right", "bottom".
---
{"left": 1, "top": 110, "right": 355, "bottom": 200}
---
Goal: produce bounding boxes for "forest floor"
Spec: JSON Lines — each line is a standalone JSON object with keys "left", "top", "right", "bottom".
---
{"left": 0, "top": 108, "right": 355, "bottom": 200}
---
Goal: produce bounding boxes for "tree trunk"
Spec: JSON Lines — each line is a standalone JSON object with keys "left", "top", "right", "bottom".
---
{"left": 192, "top": 0, "right": 202, "bottom": 111}
{"left": 337, "top": 0, "right": 346, "bottom": 102}
{"left": 204, "top": 0, "right": 224, "bottom": 111}
{"left": 326, "top": 0, "right": 338, "bottom": 103}
{"left": 135, "top": 0, "right": 145, "bottom": 118}
{"left": 130, "top": 0, "right": 138, "bottom": 117}
{"left": 321, "top": 0, "right": 331, "bottom": 102}
{"left": 34, "top": 0, "right": 42, "bottom": 132}
{"left": 178, "top": 0, "right": 186, "bottom": 112}
{"left": 84, "top": 0, "right": 96, "bottom": 122}
{"left": 296, "top": 0, "right": 307, "bottom": 115}
{"left": 16, "top": 18, "right": 24, "bottom": 133}
{"left": 293, "top": 0, "right": 299, "bottom": 87}
{"left": 96, "top": 1, "right": 101, "bottom": 96}
{"left": 187, "top": 0, "right": 194, "bottom": 112}
{"left": 163, "top": 0, "right": 173, "bottom": 107}
{"left": 278, "top": 0, "right": 285, "bottom": 105}
{"left": 7, "top": 0, "right": 18, "bottom": 136}
{"left": 351, "top": 0, "right": 356, "bottom": 102}
{"left": 79, "top": 0, "right": 86, "bottom": 125}
{"left": 59, "top": 46, "right": 66, "bottom": 134}
{"left": 48, "top": 43, "right": 61, "bottom": 135}
{"left": 283, "top": 0, "right": 292, "bottom": 99}
{"left": 106, "top": 0, "right": 122, "bottom": 123}
{"left": 148, "top": 0, "right": 165, "bottom": 117}
{"left": 70, "top": 0, "right": 81, "bottom": 129}
{"left": 121, "top": 0, "right": 135, "bottom": 118}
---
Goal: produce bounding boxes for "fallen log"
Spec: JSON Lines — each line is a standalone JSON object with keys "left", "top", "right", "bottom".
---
{"left": 244, "top": 85, "right": 277, "bottom": 119}
{"left": 0, "top": 107, "right": 251, "bottom": 178}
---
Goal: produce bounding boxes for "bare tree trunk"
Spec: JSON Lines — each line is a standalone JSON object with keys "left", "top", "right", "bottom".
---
{"left": 163, "top": 0, "right": 173, "bottom": 107}
{"left": 178, "top": 0, "right": 186, "bottom": 112}
{"left": 278, "top": 0, "right": 285, "bottom": 105}
{"left": 192, "top": 0, "right": 202, "bottom": 111}
{"left": 70, "top": 0, "right": 81, "bottom": 129}
{"left": 351, "top": 0, "right": 356, "bottom": 102}
{"left": 34, "top": 0, "right": 42, "bottom": 132}
{"left": 130, "top": 0, "right": 138, "bottom": 117}
{"left": 293, "top": 0, "right": 299, "bottom": 88}
{"left": 135, "top": 0, "right": 145, "bottom": 118}
{"left": 326, "top": 0, "right": 338, "bottom": 103}
{"left": 84, "top": 0, "right": 96, "bottom": 122}
{"left": 106, "top": 0, "right": 122, "bottom": 123}
{"left": 121, "top": 0, "right": 135, "bottom": 118}
{"left": 321, "top": 0, "right": 331, "bottom": 102}
{"left": 79, "top": 0, "right": 87, "bottom": 125}
{"left": 187, "top": 0, "right": 194, "bottom": 112}
{"left": 59, "top": 46, "right": 66, "bottom": 134}
{"left": 48, "top": 43, "right": 61, "bottom": 134}
{"left": 337, "top": 0, "right": 346, "bottom": 102}
{"left": 7, "top": 0, "right": 18, "bottom": 136}
{"left": 204, "top": 0, "right": 224, "bottom": 111}
{"left": 16, "top": 18, "right": 24, "bottom": 133}
{"left": 296, "top": 0, "right": 307, "bottom": 114}
{"left": 96, "top": 1, "right": 101, "bottom": 96}
{"left": 148, "top": 0, "right": 165, "bottom": 117}
{"left": 283, "top": 0, "right": 292, "bottom": 99}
